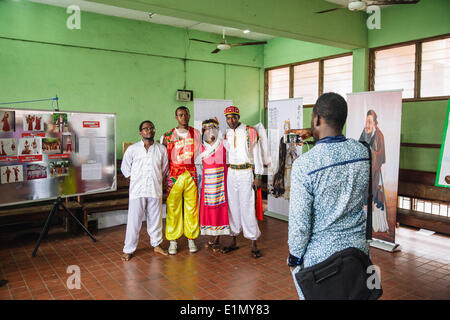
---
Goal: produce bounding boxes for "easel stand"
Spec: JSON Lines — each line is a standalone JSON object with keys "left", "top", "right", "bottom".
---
{"left": 32, "top": 197, "right": 97, "bottom": 257}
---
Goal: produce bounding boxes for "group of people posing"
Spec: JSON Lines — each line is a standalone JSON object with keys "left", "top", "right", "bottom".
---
{"left": 120, "top": 105, "right": 263, "bottom": 261}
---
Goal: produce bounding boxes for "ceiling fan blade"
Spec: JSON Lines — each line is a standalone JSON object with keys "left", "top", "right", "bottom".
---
{"left": 314, "top": 7, "right": 346, "bottom": 14}
{"left": 189, "top": 38, "right": 218, "bottom": 45}
{"left": 368, "top": 0, "right": 420, "bottom": 4}
{"left": 211, "top": 48, "right": 221, "bottom": 54}
{"left": 230, "top": 41, "right": 268, "bottom": 47}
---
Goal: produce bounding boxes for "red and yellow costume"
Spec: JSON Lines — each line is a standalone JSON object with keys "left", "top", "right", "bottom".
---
{"left": 164, "top": 127, "right": 201, "bottom": 241}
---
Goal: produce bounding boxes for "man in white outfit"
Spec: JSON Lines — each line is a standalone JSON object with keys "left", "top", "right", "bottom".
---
{"left": 222, "top": 106, "right": 263, "bottom": 258}
{"left": 120, "top": 120, "right": 169, "bottom": 261}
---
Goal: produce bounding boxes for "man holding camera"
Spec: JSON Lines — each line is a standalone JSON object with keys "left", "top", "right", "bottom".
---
{"left": 287, "top": 93, "right": 370, "bottom": 299}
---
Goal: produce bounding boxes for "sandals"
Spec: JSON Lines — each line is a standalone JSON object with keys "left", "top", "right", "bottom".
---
{"left": 221, "top": 246, "right": 239, "bottom": 254}
{"left": 251, "top": 249, "right": 262, "bottom": 259}
{"left": 121, "top": 253, "right": 133, "bottom": 261}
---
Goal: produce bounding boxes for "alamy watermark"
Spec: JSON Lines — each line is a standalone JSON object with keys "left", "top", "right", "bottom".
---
{"left": 66, "top": 265, "right": 81, "bottom": 290}
{"left": 66, "top": 5, "right": 81, "bottom": 30}
{"left": 367, "top": 265, "right": 382, "bottom": 290}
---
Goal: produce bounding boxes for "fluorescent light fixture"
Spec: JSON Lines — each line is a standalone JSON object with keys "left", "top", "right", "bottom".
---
{"left": 243, "top": 29, "right": 250, "bottom": 34}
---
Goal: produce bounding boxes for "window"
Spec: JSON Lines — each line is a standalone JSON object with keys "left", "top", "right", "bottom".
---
{"left": 268, "top": 67, "right": 289, "bottom": 101}
{"left": 293, "top": 62, "right": 319, "bottom": 105}
{"left": 421, "top": 38, "right": 450, "bottom": 98}
{"left": 266, "top": 53, "right": 353, "bottom": 107}
{"left": 323, "top": 55, "right": 353, "bottom": 99}
{"left": 371, "top": 34, "right": 450, "bottom": 100}
{"left": 374, "top": 45, "right": 415, "bottom": 98}
{"left": 398, "top": 196, "right": 449, "bottom": 218}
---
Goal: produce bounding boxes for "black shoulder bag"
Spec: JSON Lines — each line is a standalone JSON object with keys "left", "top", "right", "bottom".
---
{"left": 294, "top": 142, "right": 383, "bottom": 300}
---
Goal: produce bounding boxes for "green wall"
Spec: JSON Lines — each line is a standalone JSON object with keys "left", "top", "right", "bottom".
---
{"left": 0, "top": 0, "right": 263, "bottom": 158}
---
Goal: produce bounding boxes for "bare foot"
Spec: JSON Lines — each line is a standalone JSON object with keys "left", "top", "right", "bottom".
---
{"left": 121, "top": 253, "right": 133, "bottom": 261}
{"left": 154, "top": 246, "right": 168, "bottom": 256}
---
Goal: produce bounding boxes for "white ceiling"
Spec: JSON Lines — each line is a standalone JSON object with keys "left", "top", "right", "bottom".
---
{"left": 28, "top": 0, "right": 275, "bottom": 41}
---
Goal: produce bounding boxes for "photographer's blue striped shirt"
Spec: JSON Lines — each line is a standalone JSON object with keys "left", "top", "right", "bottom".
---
{"left": 288, "top": 135, "right": 370, "bottom": 268}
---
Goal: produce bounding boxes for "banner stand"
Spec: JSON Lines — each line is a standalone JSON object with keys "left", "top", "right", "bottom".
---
{"left": 370, "top": 239, "right": 401, "bottom": 252}
{"left": 264, "top": 210, "right": 288, "bottom": 222}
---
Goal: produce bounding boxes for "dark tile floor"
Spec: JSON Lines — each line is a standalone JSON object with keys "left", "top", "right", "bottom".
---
{"left": 0, "top": 216, "right": 449, "bottom": 300}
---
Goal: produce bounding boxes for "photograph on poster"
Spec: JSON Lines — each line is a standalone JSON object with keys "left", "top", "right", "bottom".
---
{"left": 62, "top": 134, "right": 75, "bottom": 153}
{"left": 52, "top": 113, "right": 68, "bottom": 133}
{"left": 0, "top": 111, "right": 15, "bottom": 133}
{"left": 26, "top": 163, "right": 48, "bottom": 181}
{"left": 0, "top": 138, "right": 18, "bottom": 156}
{"left": 19, "top": 138, "right": 42, "bottom": 155}
{"left": 346, "top": 91, "right": 402, "bottom": 244}
{"left": 49, "top": 160, "right": 69, "bottom": 177}
{"left": 1, "top": 165, "right": 24, "bottom": 184}
{"left": 23, "top": 114, "right": 45, "bottom": 132}
{"left": 42, "top": 138, "right": 61, "bottom": 154}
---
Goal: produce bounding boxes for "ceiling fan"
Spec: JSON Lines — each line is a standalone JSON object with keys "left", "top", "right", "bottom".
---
{"left": 189, "top": 29, "right": 267, "bottom": 54}
{"left": 315, "top": 0, "right": 420, "bottom": 14}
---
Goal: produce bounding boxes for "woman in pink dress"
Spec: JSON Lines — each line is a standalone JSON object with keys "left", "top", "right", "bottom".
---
{"left": 198, "top": 118, "right": 230, "bottom": 250}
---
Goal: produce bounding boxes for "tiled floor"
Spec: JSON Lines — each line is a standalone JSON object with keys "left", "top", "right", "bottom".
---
{"left": 0, "top": 217, "right": 449, "bottom": 300}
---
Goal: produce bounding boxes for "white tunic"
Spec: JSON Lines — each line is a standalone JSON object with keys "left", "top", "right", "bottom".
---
{"left": 121, "top": 140, "right": 168, "bottom": 200}
{"left": 225, "top": 123, "right": 264, "bottom": 175}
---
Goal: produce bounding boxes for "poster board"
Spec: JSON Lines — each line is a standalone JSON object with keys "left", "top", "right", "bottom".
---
{"left": 0, "top": 107, "right": 116, "bottom": 207}
{"left": 435, "top": 100, "right": 450, "bottom": 188}
{"left": 346, "top": 90, "right": 402, "bottom": 245}
{"left": 193, "top": 99, "right": 233, "bottom": 134}
{"left": 266, "top": 98, "right": 303, "bottom": 219}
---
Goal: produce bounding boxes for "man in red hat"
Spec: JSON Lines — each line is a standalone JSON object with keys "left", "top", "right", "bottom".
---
{"left": 222, "top": 106, "right": 263, "bottom": 258}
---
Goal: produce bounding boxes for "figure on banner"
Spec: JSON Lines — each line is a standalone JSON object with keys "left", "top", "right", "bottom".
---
{"left": 12, "top": 166, "right": 20, "bottom": 182}
{"left": 21, "top": 140, "right": 32, "bottom": 155}
{"left": 0, "top": 141, "right": 6, "bottom": 156}
{"left": 11, "top": 140, "right": 15, "bottom": 152}
{"left": 25, "top": 115, "right": 35, "bottom": 131}
{"left": 35, "top": 116, "right": 42, "bottom": 131}
{"left": 63, "top": 135, "right": 75, "bottom": 153}
{"left": 120, "top": 120, "right": 169, "bottom": 261}
{"left": 271, "top": 120, "right": 301, "bottom": 200}
{"left": 196, "top": 118, "right": 230, "bottom": 251}
{"left": 162, "top": 106, "right": 201, "bottom": 255}
{"left": 222, "top": 106, "right": 263, "bottom": 259}
{"left": 1, "top": 112, "right": 13, "bottom": 132}
{"left": 2, "top": 167, "right": 12, "bottom": 183}
{"left": 32, "top": 139, "right": 38, "bottom": 153}
{"left": 359, "top": 109, "right": 388, "bottom": 233}
{"left": 53, "top": 113, "right": 68, "bottom": 133}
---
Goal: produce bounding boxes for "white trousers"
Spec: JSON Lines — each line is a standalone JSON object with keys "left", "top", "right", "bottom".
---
{"left": 227, "top": 169, "right": 261, "bottom": 241}
{"left": 123, "top": 197, "right": 163, "bottom": 254}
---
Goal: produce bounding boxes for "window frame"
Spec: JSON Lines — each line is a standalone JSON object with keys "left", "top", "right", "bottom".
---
{"left": 264, "top": 52, "right": 353, "bottom": 111}
{"left": 369, "top": 33, "right": 450, "bottom": 102}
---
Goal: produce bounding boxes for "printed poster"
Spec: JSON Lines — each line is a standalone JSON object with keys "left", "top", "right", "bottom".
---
{"left": 346, "top": 90, "right": 402, "bottom": 244}
{"left": 267, "top": 98, "right": 303, "bottom": 218}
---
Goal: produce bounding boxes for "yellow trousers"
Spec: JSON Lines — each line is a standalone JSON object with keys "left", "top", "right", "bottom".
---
{"left": 165, "top": 170, "right": 199, "bottom": 241}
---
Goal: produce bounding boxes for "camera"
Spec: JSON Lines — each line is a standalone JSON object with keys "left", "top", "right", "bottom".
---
{"left": 284, "top": 133, "right": 302, "bottom": 144}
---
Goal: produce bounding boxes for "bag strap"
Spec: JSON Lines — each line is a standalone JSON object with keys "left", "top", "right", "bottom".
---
{"left": 360, "top": 141, "right": 373, "bottom": 241}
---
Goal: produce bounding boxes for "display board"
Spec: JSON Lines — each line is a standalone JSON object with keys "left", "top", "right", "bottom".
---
{"left": 346, "top": 90, "right": 402, "bottom": 245}
{"left": 193, "top": 99, "right": 233, "bottom": 133}
{"left": 435, "top": 100, "right": 450, "bottom": 188}
{"left": 0, "top": 107, "right": 116, "bottom": 207}
{"left": 266, "top": 98, "right": 303, "bottom": 219}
